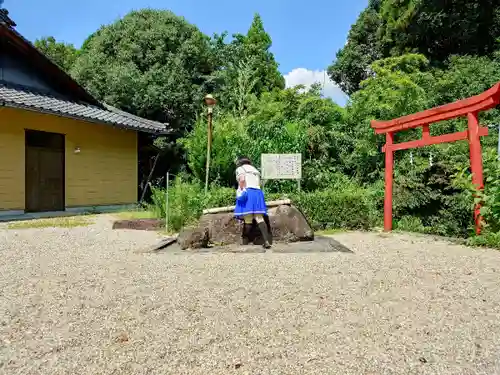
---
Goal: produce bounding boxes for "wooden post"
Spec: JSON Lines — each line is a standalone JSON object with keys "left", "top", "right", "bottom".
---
{"left": 467, "top": 112, "right": 485, "bottom": 234}
{"left": 165, "top": 171, "right": 169, "bottom": 234}
{"left": 139, "top": 152, "right": 160, "bottom": 204}
{"left": 205, "top": 108, "right": 213, "bottom": 194}
{"left": 384, "top": 132, "right": 394, "bottom": 231}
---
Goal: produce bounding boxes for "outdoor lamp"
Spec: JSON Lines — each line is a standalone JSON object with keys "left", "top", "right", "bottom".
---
{"left": 204, "top": 94, "right": 217, "bottom": 113}
{"left": 204, "top": 94, "right": 216, "bottom": 106}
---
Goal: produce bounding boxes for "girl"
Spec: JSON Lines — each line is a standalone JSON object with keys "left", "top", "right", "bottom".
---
{"left": 234, "top": 156, "right": 272, "bottom": 248}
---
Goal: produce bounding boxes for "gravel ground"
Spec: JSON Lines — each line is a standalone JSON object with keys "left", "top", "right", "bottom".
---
{"left": 1, "top": 215, "right": 500, "bottom": 375}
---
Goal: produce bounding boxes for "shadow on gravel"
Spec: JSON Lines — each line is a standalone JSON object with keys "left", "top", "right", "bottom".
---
{"left": 139, "top": 235, "right": 353, "bottom": 255}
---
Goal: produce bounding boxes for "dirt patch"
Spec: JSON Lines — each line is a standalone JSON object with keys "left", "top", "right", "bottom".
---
{"left": 112, "top": 218, "right": 164, "bottom": 231}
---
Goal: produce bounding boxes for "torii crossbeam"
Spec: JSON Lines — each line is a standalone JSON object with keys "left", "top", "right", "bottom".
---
{"left": 371, "top": 82, "right": 500, "bottom": 234}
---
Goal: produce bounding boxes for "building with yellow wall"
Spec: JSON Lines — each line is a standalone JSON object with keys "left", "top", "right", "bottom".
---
{"left": 0, "top": 9, "right": 167, "bottom": 218}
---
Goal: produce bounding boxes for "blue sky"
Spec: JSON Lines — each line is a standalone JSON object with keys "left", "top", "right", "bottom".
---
{"left": 6, "top": 0, "right": 368, "bottom": 105}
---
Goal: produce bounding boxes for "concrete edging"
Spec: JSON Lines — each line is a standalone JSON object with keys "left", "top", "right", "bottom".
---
{"left": 0, "top": 204, "right": 137, "bottom": 222}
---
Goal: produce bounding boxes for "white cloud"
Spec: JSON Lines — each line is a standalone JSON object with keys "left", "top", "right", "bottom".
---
{"left": 284, "top": 68, "right": 348, "bottom": 106}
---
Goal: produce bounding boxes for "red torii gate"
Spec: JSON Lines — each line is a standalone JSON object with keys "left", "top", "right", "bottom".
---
{"left": 371, "top": 82, "right": 500, "bottom": 234}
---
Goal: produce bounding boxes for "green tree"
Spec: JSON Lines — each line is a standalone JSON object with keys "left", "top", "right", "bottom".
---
{"left": 342, "top": 54, "right": 433, "bottom": 181}
{"left": 208, "top": 56, "right": 260, "bottom": 117}
{"left": 433, "top": 54, "right": 500, "bottom": 105}
{"left": 240, "top": 13, "right": 285, "bottom": 93}
{"left": 180, "top": 86, "right": 344, "bottom": 190}
{"left": 341, "top": 52, "right": 500, "bottom": 236}
{"left": 379, "top": 0, "right": 500, "bottom": 63}
{"left": 428, "top": 54, "right": 500, "bottom": 169}
{"left": 71, "top": 9, "right": 214, "bottom": 133}
{"left": 348, "top": 54, "right": 432, "bottom": 133}
{"left": 327, "top": 4, "right": 383, "bottom": 94}
{"left": 34, "top": 36, "right": 78, "bottom": 72}
{"left": 209, "top": 14, "right": 285, "bottom": 112}
{"left": 328, "top": 0, "right": 500, "bottom": 95}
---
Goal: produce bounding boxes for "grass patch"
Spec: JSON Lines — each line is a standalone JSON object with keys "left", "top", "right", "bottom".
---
{"left": 161, "top": 228, "right": 179, "bottom": 236}
{"left": 113, "top": 209, "right": 156, "bottom": 220}
{"left": 7, "top": 216, "right": 93, "bottom": 229}
{"left": 466, "top": 232, "right": 500, "bottom": 249}
{"left": 316, "top": 228, "right": 347, "bottom": 235}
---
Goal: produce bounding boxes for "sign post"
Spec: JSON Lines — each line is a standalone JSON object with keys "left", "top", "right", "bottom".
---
{"left": 261, "top": 153, "right": 302, "bottom": 191}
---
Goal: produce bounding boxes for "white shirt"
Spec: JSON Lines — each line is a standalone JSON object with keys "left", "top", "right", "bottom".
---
{"left": 236, "top": 187, "right": 246, "bottom": 198}
{"left": 236, "top": 164, "right": 261, "bottom": 189}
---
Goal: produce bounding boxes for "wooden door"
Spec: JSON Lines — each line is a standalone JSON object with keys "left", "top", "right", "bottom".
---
{"left": 25, "top": 131, "right": 65, "bottom": 212}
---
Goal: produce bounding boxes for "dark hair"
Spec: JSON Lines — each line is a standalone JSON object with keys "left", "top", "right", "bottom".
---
{"left": 235, "top": 156, "right": 252, "bottom": 167}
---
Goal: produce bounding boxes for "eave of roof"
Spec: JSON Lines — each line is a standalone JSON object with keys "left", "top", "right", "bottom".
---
{"left": 0, "top": 82, "right": 169, "bottom": 134}
{"left": 0, "top": 23, "right": 99, "bottom": 106}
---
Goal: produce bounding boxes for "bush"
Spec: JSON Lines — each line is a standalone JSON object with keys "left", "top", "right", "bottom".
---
{"left": 453, "top": 150, "right": 500, "bottom": 242}
{"left": 149, "top": 177, "right": 380, "bottom": 232}
{"left": 291, "top": 184, "right": 379, "bottom": 230}
{"left": 395, "top": 216, "right": 426, "bottom": 233}
{"left": 425, "top": 191, "right": 473, "bottom": 237}
{"left": 265, "top": 178, "right": 380, "bottom": 230}
{"left": 149, "top": 178, "right": 205, "bottom": 231}
{"left": 388, "top": 161, "right": 474, "bottom": 238}
{"left": 179, "top": 88, "right": 344, "bottom": 190}
{"left": 466, "top": 232, "right": 500, "bottom": 248}
{"left": 149, "top": 177, "right": 235, "bottom": 232}
{"left": 204, "top": 186, "right": 235, "bottom": 208}
{"left": 147, "top": 165, "right": 481, "bottom": 238}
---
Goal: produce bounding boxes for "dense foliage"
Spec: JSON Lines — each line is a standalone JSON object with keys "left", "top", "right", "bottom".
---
{"left": 328, "top": 0, "right": 500, "bottom": 94}
{"left": 180, "top": 84, "right": 345, "bottom": 190}
{"left": 34, "top": 36, "right": 78, "bottom": 72}
{"left": 70, "top": 9, "right": 213, "bottom": 133}
{"left": 208, "top": 14, "right": 285, "bottom": 114}
{"left": 34, "top": 4, "right": 500, "bottom": 244}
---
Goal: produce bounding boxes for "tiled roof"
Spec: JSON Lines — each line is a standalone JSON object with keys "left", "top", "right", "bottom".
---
{"left": 0, "top": 83, "right": 168, "bottom": 133}
{"left": 0, "top": 9, "right": 16, "bottom": 28}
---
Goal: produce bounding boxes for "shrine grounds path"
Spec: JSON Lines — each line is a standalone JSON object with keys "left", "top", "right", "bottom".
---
{"left": 1, "top": 214, "right": 500, "bottom": 375}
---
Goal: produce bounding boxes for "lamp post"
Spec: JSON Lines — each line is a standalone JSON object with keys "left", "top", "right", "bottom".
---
{"left": 204, "top": 94, "right": 217, "bottom": 194}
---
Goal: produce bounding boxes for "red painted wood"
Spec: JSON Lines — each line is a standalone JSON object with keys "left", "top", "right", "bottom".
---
{"left": 373, "top": 98, "right": 497, "bottom": 134}
{"left": 373, "top": 83, "right": 499, "bottom": 234}
{"left": 467, "top": 113, "right": 485, "bottom": 234}
{"left": 382, "top": 127, "right": 488, "bottom": 153}
{"left": 371, "top": 83, "right": 500, "bottom": 133}
{"left": 422, "top": 125, "right": 430, "bottom": 140}
{"left": 384, "top": 132, "right": 394, "bottom": 232}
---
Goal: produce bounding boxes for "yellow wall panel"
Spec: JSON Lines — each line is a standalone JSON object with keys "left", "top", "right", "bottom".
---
{"left": 0, "top": 107, "right": 138, "bottom": 210}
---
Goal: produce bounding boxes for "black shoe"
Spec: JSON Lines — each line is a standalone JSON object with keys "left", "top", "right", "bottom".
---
{"left": 258, "top": 221, "right": 272, "bottom": 249}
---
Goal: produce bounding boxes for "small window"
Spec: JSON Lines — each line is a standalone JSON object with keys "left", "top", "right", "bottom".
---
{"left": 25, "top": 129, "right": 64, "bottom": 150}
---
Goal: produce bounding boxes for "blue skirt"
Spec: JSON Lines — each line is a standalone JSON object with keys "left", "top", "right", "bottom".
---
{"left": 234, "top": 188, "right": 267, "bottom": 218}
